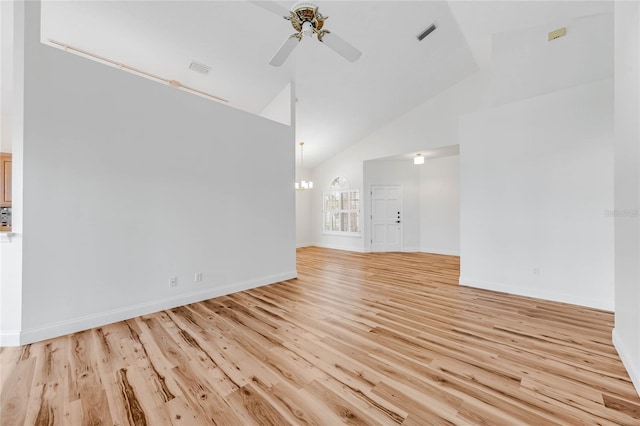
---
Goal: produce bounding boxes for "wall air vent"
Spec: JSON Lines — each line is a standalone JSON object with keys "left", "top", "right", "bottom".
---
{"left": 189, "top": 60, "right": 211, "bottom": 75}
{"left": 548, "top": 27, "right": 567, "bottom": 41}
{"left": 417, "top": 24, "right": 437, "bottom": 41}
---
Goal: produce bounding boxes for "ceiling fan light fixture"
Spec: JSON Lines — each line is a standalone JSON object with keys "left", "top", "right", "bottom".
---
{"left": 265, "top": 1, "right": 361, "bottom": 66}
{"left": 301, "top": 21, "right": 314, "bottom": 37}
{"left": 414, "top": 153, "right": 425, "bottom": 165}
{"left": 287, "top": 2, "right": 326, "bottom": 37}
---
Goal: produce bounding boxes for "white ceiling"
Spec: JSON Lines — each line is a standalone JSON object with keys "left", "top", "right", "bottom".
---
{"left": 40, "top": 1, "right": 613, "bottom": 168}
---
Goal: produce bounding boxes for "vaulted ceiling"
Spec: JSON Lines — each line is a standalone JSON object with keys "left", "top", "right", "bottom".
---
{"left": 41, "top": 1, "right": 613, "bottom": 167}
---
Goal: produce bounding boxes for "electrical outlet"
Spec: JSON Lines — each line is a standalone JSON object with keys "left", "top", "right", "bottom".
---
{"left": 170, "top": 276, "right": 178, "bottom": 287}
{"left": 533, "top": 267, "right": 540, "bottom": 276}
{"left": 194, "top": 272, "right": 203, "bottom": 283}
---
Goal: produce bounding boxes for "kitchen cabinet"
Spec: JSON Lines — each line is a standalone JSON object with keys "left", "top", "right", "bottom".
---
{"left": 1, "top": 153, "right": 11, "bottom": 207}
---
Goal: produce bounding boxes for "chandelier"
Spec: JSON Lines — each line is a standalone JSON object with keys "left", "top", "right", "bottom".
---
{"left": 295, "top": 142, "right": 313, "bottom": 190}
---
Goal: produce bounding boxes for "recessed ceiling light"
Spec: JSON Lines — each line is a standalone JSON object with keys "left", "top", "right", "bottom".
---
{"left": 189, "top": 60, "right": 210, "bottom": 75}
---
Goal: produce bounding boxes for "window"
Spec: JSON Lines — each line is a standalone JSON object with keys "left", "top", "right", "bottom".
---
{"left": 329, "top": 176, "right": 349, "bottom": 190}
{"left": 323, "top": 188, "right": 360, "bottom": 235}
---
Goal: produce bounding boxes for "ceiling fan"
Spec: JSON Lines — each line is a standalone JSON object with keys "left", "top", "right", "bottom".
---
{"left": 251, "top": 1, "right": 362, "bottom": 66}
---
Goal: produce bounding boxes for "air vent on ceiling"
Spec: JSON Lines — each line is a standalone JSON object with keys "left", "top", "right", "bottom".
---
{"left": 189, "top": 60, "right": 211, "bottom": 75}
{"left": 417, "top": 24, "right": 437, "bottom": 41}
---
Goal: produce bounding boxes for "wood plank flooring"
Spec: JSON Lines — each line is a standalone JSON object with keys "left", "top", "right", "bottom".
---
{"left": 1, "top": 246, "right": 639, "bottom": 425}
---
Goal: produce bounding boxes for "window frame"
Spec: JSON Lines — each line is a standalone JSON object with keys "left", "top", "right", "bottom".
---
{"left": 322, "top": 188, "right": 361, "bottom": 236}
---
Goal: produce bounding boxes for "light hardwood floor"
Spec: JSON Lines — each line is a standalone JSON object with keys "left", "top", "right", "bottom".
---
{"left": 1, "top": 247, "right": 639, "bottom": 425}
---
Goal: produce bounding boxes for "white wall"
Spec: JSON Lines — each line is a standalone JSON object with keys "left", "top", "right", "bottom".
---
{"left": 364, "top": 160, "right": 421, "bottom": 251}
{"left": 306, "top": 5, "right": 614, "bottom": 314}
{"left": 309, "top": 70, "right": 490, "bottom": 252}
{"left": 457, "top": 6, "right": 614, "bottom": 311}
{"left": 323, "top": 155, "right": 459, "bottom": 255}
{"left": 492, "top": 12, "right": 613, "bottom": 106}
{"left": 1, "top": 1, "right": 296, "bottom": 345}
{"left": 613, "top": 0, "right": 640, "bottom": 396}
{"left": 0, "top": 0, "right": 25, "bottom": 346}
{"left": 259, "top": 83, "right": 292, "bottom": 126}
{"left": 0, "top": 0, "right": 14, "bottom": 153}
{"left": 297, "top": 0, "right": 631, "bottom": 394}
{"left": 419, "top": 155, "right": 459, "bottom": 256}
{"left": 460, "top": 79, "right": 614, "bottom": 310}
{"left": 296, "top": 185, "right": 312, "bottom": 247}
{"left": 311, "top": 157, "right": 365, "bottom": 252}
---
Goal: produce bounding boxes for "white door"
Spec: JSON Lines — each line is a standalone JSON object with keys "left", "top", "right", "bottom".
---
{"left": 371, "top": 185, "right": 402, "bottom": 252}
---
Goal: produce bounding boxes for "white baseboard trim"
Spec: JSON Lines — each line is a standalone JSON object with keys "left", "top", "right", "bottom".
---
{"left": 420, "top": 247, "right": 460, "bottom": 256}
{"left": 402, "top": 247, "right": 421, "bottom": 253}
{"left": 296, "top": 242, "right": 313, "bottom": 248}
{"left": 612, "top": 328, "right": 640, "bottom": 398}
{"left": 0, "top": 330, "right": 21, "bottom": 347}
{"left": 312, "top": 242, "right": 367, "bottom": 253}
{"left": 15, "top": 271, "right": 297, "bottom": 346}
{"left": 459, "top": 276, "right": 614, "bottom": 311}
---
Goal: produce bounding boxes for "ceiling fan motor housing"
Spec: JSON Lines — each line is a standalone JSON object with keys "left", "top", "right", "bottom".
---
{"left": 268, "top": 1, "right": 361, "bottom": 66}
{"left": 288, "top": 1, "right": 326, "bottom": 35}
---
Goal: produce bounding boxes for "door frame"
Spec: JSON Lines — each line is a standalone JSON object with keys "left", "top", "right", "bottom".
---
{"left": 369, "top": 184, "right": 403, "bottom": 252}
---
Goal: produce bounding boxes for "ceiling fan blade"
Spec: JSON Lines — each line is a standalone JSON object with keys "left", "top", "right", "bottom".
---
{"left": 248, "top": 1, "right": 290, "bottom": 18}
{"left": 269, "top": 35, "right": 300, "bottom": 66}
{"left": 320, "top": 32, "right": 362, "bottom": 63}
